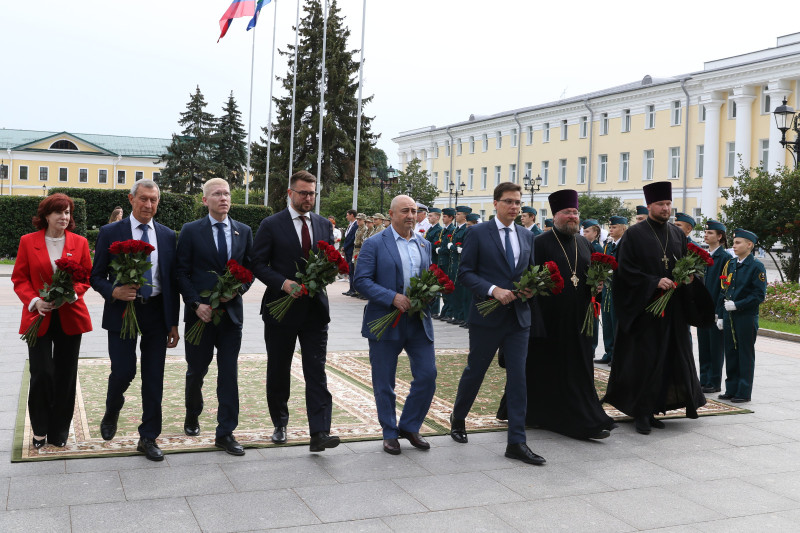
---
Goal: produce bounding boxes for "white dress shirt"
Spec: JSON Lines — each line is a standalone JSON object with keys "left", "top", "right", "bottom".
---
{"left": 131, "top": 215, "right": 161, "bottom": 296}
{"left": 208, "top": 214, "right": 231, "bottom": 261}
{"left": 288, "top": 205, "right": 314, "bottom": 246}
{"left": 488, "top": 217, "right": 521, "bottom": 296}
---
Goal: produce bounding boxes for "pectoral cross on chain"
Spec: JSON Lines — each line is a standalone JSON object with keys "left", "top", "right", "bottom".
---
{"left": 570, "top": 274, "right": 580, "bottom": 288}
{"left": 662, "top": 254, "right": 670, "bottom": 270}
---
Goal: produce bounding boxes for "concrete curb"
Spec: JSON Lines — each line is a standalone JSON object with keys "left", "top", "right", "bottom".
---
{"left": 759, "top": 327, "right": 800, "bottom": 343}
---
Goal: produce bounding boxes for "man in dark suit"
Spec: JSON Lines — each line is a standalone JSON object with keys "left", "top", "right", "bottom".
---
{"left": 353, "top": 195, "right": 437, "bottom": 455}
{"left": 251, "top": 170, "right": 339, "bottom": 452}
{"left": 176, "top": 178, "right": 253, "bottom": 456}
{"left": 341, "top": 209, "right": 358, "bottom": 296}
{"left": 90, "top": 179, "right": 180, "bottom": 461}
{"left": 450, "top": 182, "right": 545, "bottom": 465}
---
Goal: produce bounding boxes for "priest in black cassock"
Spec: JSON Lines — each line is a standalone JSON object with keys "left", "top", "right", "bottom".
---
{"left": 527, "top": 189, "right": 616, "bottom": 440}
{"left": 603, "top": 181, "right": 714, "bottom": 435}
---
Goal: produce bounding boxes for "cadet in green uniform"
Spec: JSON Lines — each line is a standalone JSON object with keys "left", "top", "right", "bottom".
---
{"left": 634, "top": 205, "right": 648, "bottom": 224}
{"left": 520, "top": 206, "right": 542, "bottom": 235}
{"left": 543, "top": 218, "right": 553, "bottom": 231}
{"left": 425, "top": 208, "right": 444, "bottom": 317}
{"left": 674, "top": 212, "right": 696, "bottom": 244}
{"left": 449, "top": 206, "right": 471, "bottom": 325}
{"left": 716, "top": 229, "right": 767, "bottom": 403}
{"left": 437, "top": 208, "right": 456, "bottom": 320}
{"left": 698, "top": 220, "right": 732, "bottom": 393}
{"left": 581, "top": 219, "right": 603, "bottom": 354}
{"left": 595, "top": 215, "right": 626, "bottom": 365}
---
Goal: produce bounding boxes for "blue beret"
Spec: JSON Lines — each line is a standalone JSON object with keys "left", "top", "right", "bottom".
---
{"left": 705, "top": 219, "right": 726, "bottom": 232}
{"left": 521, "top": 206, "right": 537, "bottom": 215}
{"left": 581, "top": 219, "right": 600, "bottom": 229}
{"left": 675, "top": 212, "right": 695, "bottom": 226}
{"left": 734, "top": 228, "right": 758, "bottom": 244}
{"left": 544, "top": 218, "right": 554, "bottom": 227}
{"left": 455, "top": 206, "right": 472, "bottom": 214}
{"left": 429, "top": 207, "right": 442, "bottom": 214}
{"left": 636, "top": 205, "right": 648, "bottom": 215}
{"left": 466, "top": 213, "right": 480, "bottom": 222}
{"left": 609, "top": 215, "right": 627, "bottom": 225}
{"left": 442, "top": 208, "right": 455, "bottom": 216}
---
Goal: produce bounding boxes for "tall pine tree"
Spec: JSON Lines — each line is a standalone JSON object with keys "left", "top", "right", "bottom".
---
{"left": 158, "top": 86, "right": 218, "bottom": 194}
{"left": 252, "top": 0, "right": 378, "bottom": 212}
{"left": 215, "top": 91, "right": 248, "bottom": 189}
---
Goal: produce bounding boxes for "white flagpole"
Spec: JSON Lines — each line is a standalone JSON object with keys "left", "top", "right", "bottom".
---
{"left": 263, "top": 0, "right": 279, "bottom": 207}
{"left": 351, "top": 0, "right": 367, "bottom": 210}
{"left": 315, "top": 0, "right": 328, "bottom": 215}
{"left": 244, "top": 25, "right": 257, "bottom": 205}
{"left": 288, "top": 0, "right": 300, "bottom": 182}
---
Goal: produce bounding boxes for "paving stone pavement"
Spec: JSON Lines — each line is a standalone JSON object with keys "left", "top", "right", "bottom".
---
{"left": 1, "top": 273, "right": 800, "bottom": 532}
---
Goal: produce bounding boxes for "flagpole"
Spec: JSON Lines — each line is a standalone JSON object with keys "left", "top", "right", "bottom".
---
{"left": 315, "top": 0, "right": 329, "bottom": 215}
{"left": 288, "top": 0, "right": 300, "bottom": 183}
{"left": 263, "top": 0, "right": 278, "bottom": 207}
{"left": 244, "top": 25, "right": 257, "bottom": 205}
{"left": 351, "top": 0, "right": 367, "bottom": 210}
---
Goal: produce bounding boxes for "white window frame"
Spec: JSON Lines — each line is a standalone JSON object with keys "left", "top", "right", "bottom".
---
{"left": 600, "top": 113, "right": 609, "bottom": 135}
{"left": 726, "top": 142, "right": 736, "bottom": 176}
{"left": 543, "top": 123, "right": 550, "bottom": 143}
{"left": 524, "top": 162, "right": 532, "bottom": 182}
{"left": 526, "top": 125, "right": 533, "bottom": 145}
{"left": 621, "top": 109, "right": 631, "bottom": 133}
{"left": 79, "top": 168, "right": 88, "bottom": 183}
{"left": 760, "top": 139, "right": 769, "bottom": 170}
{"left": 762, "top": 86, "right": 771, "bottom": 115}
{"left": 728, "top": 98, "right": 737, "bottom": 120}
{"left": 619, "top": 152, "right": 629, "bottom": 182}
{"left": 669, "top": 147, "right": 681, "bottom": 179}
{"left": 541, "top": 161, "right": 549, "bottom": 186}
{"left": 152, "top": 171, "right": 161, "bottom": 181}
{"left": 511, "top": 128, "right": 518, "bottom": 147}
{"left": 455, "top": 170, "right": 461, "bottom": 190}
{"left": 431, "top": 172, "right": 438, "bottom": 188}
{"left": 494, "top": 165, "right": 501, "bottom": 186}
{"left": 444, "top": 171, "right": 450, "bottom": 190}
{"left": 598, "top": 155, "right": 607, "bottom": 183}
{"left": 560, "top": 119, "right": 568, "bottom": 141}
{"left": 445, "top": 141, "right": 451, "bottom": 157}
{"left": 643, "top": 150, "right": 654, "bottom": 181}
{"left": 469, "top": 136, "right": 475, "bottom": 154}
{"left": 482, "top": 134, "right": 488, "bottom": 152}
{"left": 135, "top": 171, "right": 144, "bottom": 181}
{"left": 39, "top": 166, "right": 49, "bottom": 181}
{"left": 58, "top": 167, "right": 68, "bottom": 182}
{"left": 117, "top": 170, "right": 126, "bottom": 184}
{"left": 580, "top": 116, "right": 588, "bottom": 138}
{"left": 699, "top": 105, "right": 706, "bottom": 123}
{"left": 98, "top": 169, "right": 108, "bottom": 184}
{"left": 509, "top": 164, "right": 517, "bottom": 183}
{"left": 696, "top": 145, "right": 704, "bottom": 178}
{"left": 646, "top": 104, "right": 655, "bottom": 129}
{"left": 468, "top": 168, "right": 474, "bottom": 190}
{"left": 558, "top": 159, "right": 567, "bottom": 186}
{"left": 456, "top": 138, "right": 462, "bottom": 156}
{"left": 434, "top": 145, "right": 439, "bottom": 158}
{"left": 19, "top": 165, "right": 29, "bottom": 180}
{"left": 671, "top": 100, "right": 682, "bottom": 126}
{"left": 481, "top": 167, "right": 487, "bottom": 189}
{"left": 577, "top": 157, "right": 587, "bottom": 185}
{"left": 496, "top": 131, "right": 502, "bottom": 149}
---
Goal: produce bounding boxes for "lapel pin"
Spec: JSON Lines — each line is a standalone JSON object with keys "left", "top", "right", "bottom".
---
{"left": 66, "top": 252, "right": 73, "bottom": 257}
{"left": 234, "top": 230, "right": 240, "bottom": 236}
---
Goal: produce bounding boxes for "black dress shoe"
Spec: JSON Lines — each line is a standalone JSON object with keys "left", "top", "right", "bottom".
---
{"left": 271, "top": 426, "right": 287, "bottom": 444}
{"left": 309, "top": 432, "right": 340, "bottom": 452}
{"left": 649, "top": 416, "right": 666, "bottom": 429}
{"left": 398, "top": 429, "right": 430, "bottom": 450}
{"left": 431, "top": 314, "right": 440, "bottom": 319}
{"left": 383, "top": 438, "right": 401, "bottom": 455}
{"left": 47, "top": 432, "right": 68, "bottom": 447}
{"left": 100, "top": 411, "right": 120, "bottom": 441}
{"left": 215, "top": 434, "right": 245, "bottom": 456}
{"left": 718, "top": 393, "right": 734, "bottom": 400}
{"left": 137, "top": 438, "right": 164, "bottom": 461}
{"left": 449, "top": 413, "right": 468, "bottom": 443}
{"left": 593, "top": 357, "right": 610, "bottom": 364}
{"left": 505, "top": 443, "right": 546, "bottom": 465}
{"left": 588, "top": 429, "right": 611, "bottom": 440}
{"left": 32, "top": 437, "right": 46, "bottom": 449}
{"left": 634, "top": 416, "right": 651, "bottom": 435}
{"left": 184, "top": 415, "right": 200, "bottom": 436}
{"left": 731, "top": 397, "right": 751, "bottom": 403}
{"left": 459, "top": 323, "right": 469, "bottom": 328}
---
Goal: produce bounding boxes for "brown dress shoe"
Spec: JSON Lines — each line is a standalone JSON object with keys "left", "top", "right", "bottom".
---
{"left": 383, "top": 438, "right": 401, "bottom": 455}
{"left": 398, "top": 429, "right": 430, "bottom": 450}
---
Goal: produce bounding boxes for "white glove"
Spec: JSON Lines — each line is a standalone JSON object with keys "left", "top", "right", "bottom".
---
{"left": 447, "top": 243, "right": 453, "bottom": 250}
{"left": 457, "top": 246, "right": 462, "bottom": 253}
{"left": 434, "top": 247, "right": 439, "bottom": 254}
{"left": 716, "top": 319, "right": 724, "bottom": 331}
{"left": 724, "top": 300, "right": 737, "bottom": 312}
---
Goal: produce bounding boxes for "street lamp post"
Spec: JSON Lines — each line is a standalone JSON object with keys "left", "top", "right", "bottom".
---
{"left": 449, "top": 178, "right": 465, "bottom": 207}
{"left": 523, "top": 173, "right": 542, "bottom": 205}
{"left": 773, "top": 97, "right": 800, "bottom": 169}
{"left": 370, "top": 165, "right": 397, "bottom": 213}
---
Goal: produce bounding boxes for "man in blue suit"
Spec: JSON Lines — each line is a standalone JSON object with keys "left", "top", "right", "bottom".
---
{"left": 176, "top": 178, "right": 253, "bottom": 456}
{"left": 353, "top": 195, "right": 437, "bottom": 455}
{"left": 251, "top": 170, "right": 340, "bottom": 452}
{"left": 450, "top": 182, "right": 545, "bottom": 465}
{"left": 341, "top": 209, "right": 358, "bottom": 296}
{"left": 90, "top": 179, "right": 180, "bottom": 461}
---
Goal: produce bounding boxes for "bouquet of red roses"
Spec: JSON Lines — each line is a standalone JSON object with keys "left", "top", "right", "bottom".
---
{"left": 646, "top": 242, "right": 713, "bottom": 317}
{"left": 267, "top": 240, "right": 349, "bottom": 321}
{"left": 185, "top": 259, "right": 254, "bottom": 345}
{"left": 581, "top": 253, "right": 618, "bottom": 336}
{"left": 367, "top": 264, "right": 455, "bottom": 340}
{"left": 21, "top": 258, "right": 90, "bottom": 347}
{"left": 108, "top": 239, "right": 156, "bottom": 338}
{"left": 476, "top": 261, "right": 564, "bottom": 317}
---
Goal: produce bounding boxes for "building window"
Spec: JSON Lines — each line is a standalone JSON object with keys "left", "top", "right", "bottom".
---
{"left": 481, "top": 167, "right": 487, "bottom": 189}
{"left": 444, "top": 171, "right": 450, "bottom": 190}
{"left": 524, "top": 162, "right": 532, "bottom": 182}
{"left": 469, "top": 136, "right": 475, "bottom": 154}
{"left": 468, "top": 168, "right": 474, "bottom": 190}
{"left": 494, "top": 165, "right": 501, "bottom": 186}
{"left": 79, "top": 168, "right": 88, "bottom": 183}
{"left": 619, "top": 152, "right": 629, "bottom": 182}
{"left": 646, "top": 104, "right": 655, "bottom": 129}
{"left": 543, "top": 123, "right": 550, "bottom": 143}
{"left": 434, "top": 145, "right": 439, "bottom": 158}
{"left": 577, "top": 157, "right": 587, "bottom": 185}
{"left": 560, "top": 120, "right": 568, "bottom": 141}
{"left": 117, "top": 170, "right": 126, "bottom": 184}
{"left": 600, "top": 113, "right": 609, "bottom": 135}
{"left": 0, "top": 164, "right": 7, "bottom": 180}
{"left": 540, "top": 208, "right": 548, "bottom": 219}
{"left": 445, "top": 141, "right": 451, "bottom": 157}
{"left": 431, "top": 172, "right": 438, "bottom": 188}
{"left": 98, "top": 169, "right": 108, "bottom": 184}
{"left": 644, "top": 149, "right": 654, "bottom": 180}
{"left": 726, "top": 142, "right": 736, "bottom": 176}
{"left": 152, "top": 171, "right": 161, "bottom": 181}
{"left": 456, "top": 138, "right": 462, "bottom": 156}
{"left": 671, "top": 100, "right": 682, "bottom": 126}
{"left": 728, "top": 98, "right": 737, "bottom": 119}
{"left": 49, "top": 139, "right": 78, "bottom": 151}
{"left": 135, "top": 171, "right": 143, "bottom": 181}
{"left": 511, "top": 128, "right": 518, "bottom": 147}
{"left": 509, "top": 164, "right": 517, "bottom": 183}
{"left": 482, "top": 134, "right": 488, "bottom": 152}
{"left": 558, "top": 159, "right": 567, "bottom": 186}
{"left": 622, "top": 109, "right": 631, "bottom": 132}
{"left": 598, "top": 155, "right": 607, "bottom": 183}
{"left": 762, "top": 86, "right": 771, "bottom": 115}
{"left": 455, "top": 170, "right": 461, "bottom": 190}
{"left": 580, "top": 116, "right": 588, "bottom": 138}
{"left": 496, "top": 131, "right": 502, "bottom": 149}
{"left": 39, "top": 167, "right": 49, "bottom": 181}
{"left": 541, "top": 161, "right": 549, "bottom": 186}
{"left": 669, "top": 147, "right": 681, "bottom": 179}
{"left": 58, "top": 168, "right": 68, "bottom": 182}
{"left": 696, "top": 145, "right": 704, "bottom": 178}
{"left": 693, "top": 207, "right": 702, "bottom": 219}
{"left": 760, "top": 139, "right": 769, "bottom": 170}
{"left": 526, "top": 125, "right": 533, "bottom": 145}
{"left": 699, "top": 105, "right": 706, "bottom": 122}
{"left": 19, "top": 165, "right": 28, "bottom": 180}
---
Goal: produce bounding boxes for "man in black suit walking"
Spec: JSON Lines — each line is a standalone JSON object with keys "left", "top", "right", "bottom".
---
{"left": 251, "top": 170, "right": 340, "bottom": 452}
{"left": 341, "top": 209, "right": 357, "bottom": 296}
{"left": 176, "top": 178, "right": 253, "bottom": 456}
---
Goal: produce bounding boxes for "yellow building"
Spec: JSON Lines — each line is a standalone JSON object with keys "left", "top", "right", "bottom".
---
{"left": 0, "top": 129, "right": 170, "bottom": 196}
{"left": 393, "top": 33, "right": 800, "bottom": 222}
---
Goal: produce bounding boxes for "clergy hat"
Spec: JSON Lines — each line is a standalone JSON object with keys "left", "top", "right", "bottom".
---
{"left": 643, "top": 181, "right": 672, "bottom": 204}
{"left": 455, "top": 205, "right": 472, "bottom": 214}
{"left": 521, "top": 206, "right": 537, "bottom": 215}
{"left": 442, "top": 207, "right": 456, "bottom": 216}
{"left": 609, "top": 215, "right": 628, "bottom": 225}
{"left": 581, "top": 219, "right": 600, "bottom": 229}
{"left": 636, "top": 205, "right": 648, "bottom": 215}
{"left": 705, "top": 219, "right": 726, "bottom": 232}
{"left": 734, "top": 228, "right": 758, "bottom": 244}
{"left": 466, "top": 213, "right": 480, "bottom": 222}
{"left": 429, "top": 207, "right": 442, "bottom": 214}
{"left": 675, "top": 212, "right": 695, "bottom": 226}
{"left": 416, "top": 202, "right": 428, "bottom": 212}
{"left": 544, "top": 218, "right": 554, "bottom": 227}
{"left": 548, "top": 189, "right": 578, "bottom": 214}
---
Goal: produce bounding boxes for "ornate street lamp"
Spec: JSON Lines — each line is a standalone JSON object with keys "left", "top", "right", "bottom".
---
{"left": 773, "top": 97, "right": 800, "bottom": 169}
{"left": 523, "top": 173, "right": 542, "bottom": 204}
{"left": 449, "top": 178, "right": 466, "bottom": 207}
{"left": 370, "top": 165, "right": 397, "bottom": 213}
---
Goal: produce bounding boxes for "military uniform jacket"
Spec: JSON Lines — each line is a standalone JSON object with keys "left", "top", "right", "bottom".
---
{"left": 353, "top": 225, "right": 368, "bottom": 255}
{"left": 704, "top": 246, "right": 733, "bottom": 308}
{"left": 717, "top": 254, "right": 767, "bottom": 318}
{"left": 425, "top": 224, "right": 443, "bottom": 246}
{"left": 438, "top": 223, "right": 455, "bottom": 268}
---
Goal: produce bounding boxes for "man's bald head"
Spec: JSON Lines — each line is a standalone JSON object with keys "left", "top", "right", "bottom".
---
{"left": 388, "top": 195, "right": 418, "bottom": 238}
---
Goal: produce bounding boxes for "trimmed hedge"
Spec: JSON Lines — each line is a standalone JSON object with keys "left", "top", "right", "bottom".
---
{"left": 190, "top": 203, "right": 272, "bottom": 236}
{"left": 1, "top": 197, "right": 87, "bottom": 257}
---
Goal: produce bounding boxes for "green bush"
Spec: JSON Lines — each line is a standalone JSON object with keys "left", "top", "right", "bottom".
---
{"left": 186, "top": 203, "right": 272, "bottom": 237}
{"left": 86, "top": 228, "right": 100, "bottom": 253}
{"left": 1, "top": 196, "right": 87, "bottom": 257}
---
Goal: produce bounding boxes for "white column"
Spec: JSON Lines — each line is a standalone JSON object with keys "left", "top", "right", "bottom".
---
{"left": 765, "top": 79, "right": 792, "bottom": 173}
{"left": 700, "top": 94, "right": 724, "bottom": 218}
{"left": 730, "top": 86, "right": 757, "bottom": 171}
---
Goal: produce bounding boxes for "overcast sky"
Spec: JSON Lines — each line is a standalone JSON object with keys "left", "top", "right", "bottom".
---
{"left": 2, "top": 1, "right": 797, "bottom": 166}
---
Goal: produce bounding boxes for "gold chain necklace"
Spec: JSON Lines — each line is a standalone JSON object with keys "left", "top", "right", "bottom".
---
{"left": 646, "top": 218, "right": 671, "bottom": 270}
{"left": 552, "top": 229, "right": 580, "bottom": 288}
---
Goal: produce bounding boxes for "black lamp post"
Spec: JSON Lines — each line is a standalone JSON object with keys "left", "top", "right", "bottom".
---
{"left": 370, "top": 165, "right": 397, "bottom": 213}
{"left": 773, "top": 97, "right": 800, "bottom": 169}
{"left": 449, "top": 178, "right": 466, "bottom": 207}
{"left": 523, "top": 173, "right": 543, "bottom": 204}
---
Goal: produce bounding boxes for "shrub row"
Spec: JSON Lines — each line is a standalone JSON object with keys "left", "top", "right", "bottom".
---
{"left": 761, "top": 281, "right": 800, "bottom": 325}
{"left": 0, "top": 197, "right": 86, "bottom": 257}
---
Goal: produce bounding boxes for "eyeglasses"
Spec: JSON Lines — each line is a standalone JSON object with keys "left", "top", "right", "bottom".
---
{"left": 291, "top": 189, "right": 317, "bottom": 198}
{"left": 497, "top": 199, "right": 522, "bottom": 206}
{"left": 560, "top": 210, "right": 580, "bottom": 217}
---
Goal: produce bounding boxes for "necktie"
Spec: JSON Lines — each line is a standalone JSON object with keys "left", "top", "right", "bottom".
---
{"left": 300, "top": 215, "right": 311, "bottom": 258}
{"left": 503, "top": 227, "right": 515, "bottom": 269}
{"left": 138, "top": 224, "right": 153, "bottom": 299}
{"left": 215, "top": 222, "right": 228, "bottom": 266}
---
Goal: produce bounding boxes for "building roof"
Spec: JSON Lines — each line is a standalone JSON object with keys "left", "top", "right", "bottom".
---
{"left": 0, "top": 128, "right": 171, "bottom": 158}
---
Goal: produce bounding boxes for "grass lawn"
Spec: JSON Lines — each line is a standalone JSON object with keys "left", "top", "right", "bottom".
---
{"left": 0, "top": 258, "right": 15, "bottom": 265}
{"left": 760, "top": 318, "right": 800, "bottom": 335}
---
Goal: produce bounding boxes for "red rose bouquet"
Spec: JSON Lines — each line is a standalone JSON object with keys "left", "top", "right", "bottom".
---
{"left": 581, "top": 253, "right": 618, "bottom": 336}
{"left": 108, "top": 239, "right": 156, "bottom": 338}
{"left": 267, "top": 240, "right": 349, "bottom": 321}
{"left": 476, "top": 261, "right": 563, "bottom": 317}
{"left": 646, "top": 242, "right": 714, "bottom": 317}
{"left": 185, "top": 259, "right": 254, "bottom": 345}
{"left": 368, "top": 264, "right": 455, "bottom": 340}
{"left": 21, "top": 258, "right": 90, "bottom": 347}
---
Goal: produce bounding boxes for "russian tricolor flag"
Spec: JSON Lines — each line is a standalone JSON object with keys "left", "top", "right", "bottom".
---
{"left": 218, "top": 0, "right": 257, "bottom": 42}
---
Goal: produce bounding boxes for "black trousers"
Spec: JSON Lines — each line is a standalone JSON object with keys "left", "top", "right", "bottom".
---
{"left": 28, "top": 310, "right": 82, "bottom": 439}
{"left": 264, "top": 322, "right": 332, "bottom": 434}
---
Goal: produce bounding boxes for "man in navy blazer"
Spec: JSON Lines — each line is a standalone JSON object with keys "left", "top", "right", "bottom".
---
{"left": 90, "top": 179, "right": 180, "bottom": 461}
{"left": 353, "top": 195, "right": 437, "bottom": 455}
{"left": 251, "top": 170, "right": 339, "bottom": 452}
{"left": 341, "top": 209, "right": 357, "bottom": 295}
{"left": 450, "top": 182, "right": 546, "bottom": 465}
{"left": 176, "top": 178, "right": 253, "bottom": 456}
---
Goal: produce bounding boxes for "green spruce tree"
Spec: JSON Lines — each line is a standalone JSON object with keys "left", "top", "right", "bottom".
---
{"left": 215, "top": 91, "right": 248, "bottom": 189}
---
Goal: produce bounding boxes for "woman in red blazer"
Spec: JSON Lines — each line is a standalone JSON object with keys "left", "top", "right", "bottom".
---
{"left": 12, "top": 193, "right": 92, "bottom": 449}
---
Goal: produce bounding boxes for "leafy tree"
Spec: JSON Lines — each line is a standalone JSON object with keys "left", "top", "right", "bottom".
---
{"left": 577, "top": 194, "right": 634, "bottom": 225}
{"left": 387, "top": 158, "right": 439, "bottom": 207}
{"left": 320, "top": 182, "right": 382, "bottom": 223}
{"left": 366, "top": 148, "right": 388, "bottom": 179}
{"left": 720, "top": 164, "right": 800, "bottom": 282}
{"left": 215, "top": 91, "right": 248, "bottom": 188}
{"left": 158, "top": 86, "right": 218, "bottom": 194}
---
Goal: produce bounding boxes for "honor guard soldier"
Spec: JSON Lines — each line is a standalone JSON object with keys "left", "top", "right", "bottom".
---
{"left": 448, "top": 206, "right": 471, "bottom": 325}
{"left": 520, "top": 206, "right": 542, "bottom": 235}
{"left": 437, "top": 208, "right": 456, "bottom": 320}
{"left": 635, "top": 205, "right": 648, "bottom": 224}
{"left": 425, "top": 208, "right": 444, "bottom": 317}
{"left": 698, "top": 220, "right": 732, "bottom": 393}
{"left": 543, "top": 218, "right": 554, "bottom": 231}
{"left": 595, "top": 215, "right": 627, "bottom": 365}
{"left": 674, "top": 212, "right": 696, "bottom": 244}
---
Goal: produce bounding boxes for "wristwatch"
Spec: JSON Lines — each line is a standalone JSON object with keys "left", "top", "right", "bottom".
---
{"left": 191, "top": 301, "right": 201, "bottom": 311}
